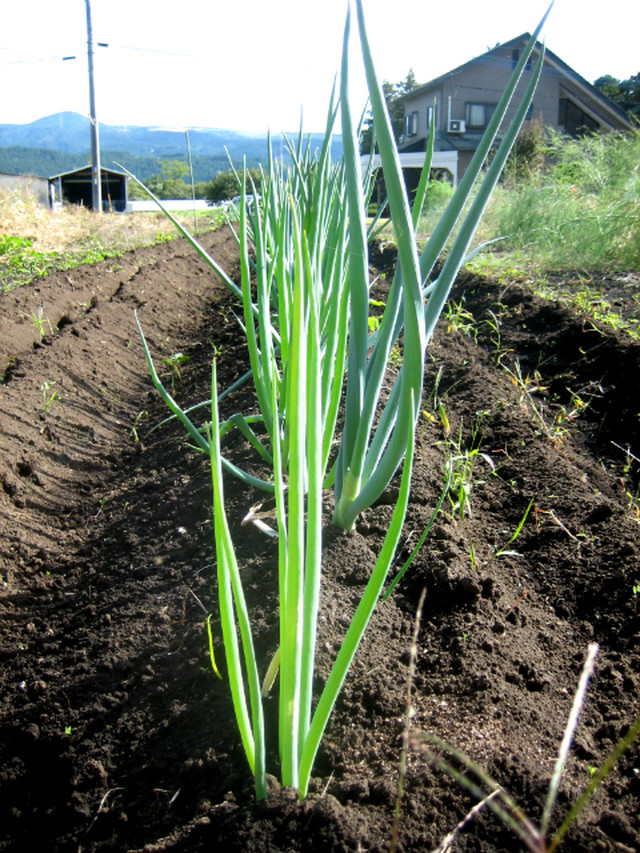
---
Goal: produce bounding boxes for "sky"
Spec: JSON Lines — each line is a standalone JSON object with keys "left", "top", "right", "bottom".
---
{"left": 1, "top": 0, "right": 638, "bottom": 134}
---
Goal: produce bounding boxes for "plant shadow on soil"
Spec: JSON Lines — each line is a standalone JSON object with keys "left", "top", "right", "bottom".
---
{"left": 0, "top": 230, "right": 638, "bottom": 853}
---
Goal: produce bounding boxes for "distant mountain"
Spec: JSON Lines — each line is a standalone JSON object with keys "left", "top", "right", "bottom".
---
{"left": 0, "top": 112, "right": 343, "bottom": 179}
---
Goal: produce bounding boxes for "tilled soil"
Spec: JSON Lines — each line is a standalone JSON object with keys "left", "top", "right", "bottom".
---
{"left": 0, "top": 228, "right": 638, "bottom": 853}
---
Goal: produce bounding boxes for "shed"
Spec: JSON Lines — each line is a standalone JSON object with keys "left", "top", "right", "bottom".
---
{"left": 48, "top": 165, "right": 128, "bottom": 212}
{"left": 0, "top": 172, "right": 50, "bottom": 206}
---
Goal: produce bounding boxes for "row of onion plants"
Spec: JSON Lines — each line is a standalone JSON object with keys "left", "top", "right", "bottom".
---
{"left": 135, "top": 0, "right": 550, "bottom": 799}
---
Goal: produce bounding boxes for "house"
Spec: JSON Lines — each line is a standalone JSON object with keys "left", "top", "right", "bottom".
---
{"left": 396, "top": 34, "right": 633, "bottom": 188}
{"left": 48, "top": 165, "right": 128, "bottom": 212}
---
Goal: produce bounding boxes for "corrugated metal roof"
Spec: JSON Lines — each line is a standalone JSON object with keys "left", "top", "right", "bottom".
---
{"left": 48, "top": 165, "right": 128, "bottom": 181}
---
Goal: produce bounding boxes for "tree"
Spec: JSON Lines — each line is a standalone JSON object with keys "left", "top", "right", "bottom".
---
{"left": 203, "top": 168, "right": 263, "bottom": 204}
{"left": 359, "top": 70, "right": 418, "bottom": 153}
{"left": 127, "top": 159, "right": 193, "bottom": 200}
{"left": 594, "top": 73, "right": 640, "bottom": 116}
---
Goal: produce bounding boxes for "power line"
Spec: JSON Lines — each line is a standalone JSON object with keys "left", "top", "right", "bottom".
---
{"left": 0, "top": 43, "right": 204, "bottom": 67}
{"left": 0, "top": 54, "right": 81, "bottom": 66}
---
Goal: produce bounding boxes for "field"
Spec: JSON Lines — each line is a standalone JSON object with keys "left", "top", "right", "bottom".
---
{"left": 0, "top": 221, "right": 639, "bottom": 852}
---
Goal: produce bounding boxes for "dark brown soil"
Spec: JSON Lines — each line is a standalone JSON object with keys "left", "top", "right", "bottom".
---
{"left": 1, "top": 229, "right": 638, "bottom": 853}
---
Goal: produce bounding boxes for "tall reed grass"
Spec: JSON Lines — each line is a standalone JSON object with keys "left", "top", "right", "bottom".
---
{"left": 481, "top": 129, "right": 640, "bottom": 271}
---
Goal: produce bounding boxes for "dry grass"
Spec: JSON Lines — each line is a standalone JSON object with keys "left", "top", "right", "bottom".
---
{"left": 0, "top": 188, "right": 225, "bottom": 292}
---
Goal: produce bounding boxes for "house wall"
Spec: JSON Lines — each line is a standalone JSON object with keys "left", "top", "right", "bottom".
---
{"left": 401, "top": 42, "right": 630, "bottom": 162}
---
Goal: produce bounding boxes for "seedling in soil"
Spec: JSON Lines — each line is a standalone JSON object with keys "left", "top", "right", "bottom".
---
{"left": 31, "top": 306, "right": 53, "bottom": 341}
{"left": 421, "top": 366, "right": 452, "bottom": 437}
{"left": 503, "top": 359, "right": 554, "bottom": 438}
{"left": 438, "top": 402, "right": 451, "bottom": 435}
{"left": 442, "top": 414, "right": 494, "bottom": 520}
{"left": 551, "top": 381, "right": 601, "bottom": 440}
{"left": 611, "top": 441, "right": 640, "bottom": 521}
{"left": 625, "top": 484, "right": 640, "bottom": 522}
{"left": 161, "top": 352, "right": 191, "bottom": 390}
{"left": 483, "top": 307, "right": 514, "bottom": 365}
{"left": 41, "top": 380, "right": 59, "bottom": 413}
{"left": 129, "top": 410, "right": 148, "bottom": 443}
{"left": 445, "top": 299, "right": 478, "bottom": 341}
{"left": 495, "top": 497, "right": 534, "bottom": 557}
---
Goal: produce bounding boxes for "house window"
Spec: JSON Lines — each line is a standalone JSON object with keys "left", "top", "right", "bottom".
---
{"left": 558, "top": 97, "right": 599, "bottom": 136}
{"left": 465, "top": 102, "right": 496, "bottom": 130}
{"left": 404, "top": 111, "right": 419, "bottom": 137}
{"left": 511, "top": 48, "right": 531, "bottom": 71}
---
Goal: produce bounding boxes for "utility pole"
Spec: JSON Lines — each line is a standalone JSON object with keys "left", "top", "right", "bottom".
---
{"left": 85, "top": 0, "right": 102, "bottom": 212}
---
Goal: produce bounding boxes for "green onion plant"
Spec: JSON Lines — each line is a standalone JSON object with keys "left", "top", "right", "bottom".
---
{"left": 136, "top": 0, "right": 552, "bottom": 800}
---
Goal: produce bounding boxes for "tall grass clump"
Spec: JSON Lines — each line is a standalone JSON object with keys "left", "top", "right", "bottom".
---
{"left": 484, "top": 128, "right": 640, "bottom": 270}
{"left": 136, "top": 0, "right": 550, "bottom": 800}
{"left": 414, "top": 179, "right": 456, "bottom": 243}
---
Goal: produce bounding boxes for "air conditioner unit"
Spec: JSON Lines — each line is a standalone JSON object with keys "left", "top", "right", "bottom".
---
{"left": 448, "top": 119, "right": 466, "bottom": 134}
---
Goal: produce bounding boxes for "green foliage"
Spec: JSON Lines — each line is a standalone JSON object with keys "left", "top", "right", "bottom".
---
{"left": 41, "top": 380, "right": 59, "bottom": 413}
{"left": 203, "top": 168, "right": 263, "bottom": 204}
{"left": 0, "top": 234, "right": 53, "bottom": 290}
{"left": 129, "top": 159, "right": 194, "bottom": 200}
{"left": 503, "top": 119, "right": 547, "bottom": 183}
{"left": 360, "top": 69, "right": 418, "bottom": 153}
{"left": 594, "top": 72, "right": 640, "bottom": 116}
{"left": 0, "top": 231, "right": 116, "bottom": 292}
{"left": 484, "top": 128, "right": 640, "bottom": 270}
{"left": 0, "top": 146, "right": 83, "bottom": 177}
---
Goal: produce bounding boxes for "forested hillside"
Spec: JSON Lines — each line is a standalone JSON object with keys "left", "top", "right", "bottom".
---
{"left": 0, "top": 146, "right": 249, "bottom": 184}
{"left": 0, "top": 112, "right": 343, "bottom": 183}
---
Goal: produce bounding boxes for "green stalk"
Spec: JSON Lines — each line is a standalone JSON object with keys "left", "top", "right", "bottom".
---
{"left": 298, "top": 242, "right": 323, "bottom": 749}
{"left": 208, "top": 361, "right": 266, "bottom": 800}
{"left": 335, "top": 4, "right": 372, "bottom": 508}
{"left": 239, "top": 179, "right": 275, "bottom": 440}
{"left": 298, "top": 390, "right": 416, "bottom": 796}
{"left": 278, "top": 196, "right": 307, "bottom": 788}
{"left": 423, "top": 32, "right": 547, "bottom": 344}
{"left": 333, "top": 2, "right": 551, "bottom": 530}
{"left": 417, "top": 4, "right": 553, "bottom": 287}
{"left": 334, "top": 0, "right": 426, "bottom": 529}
